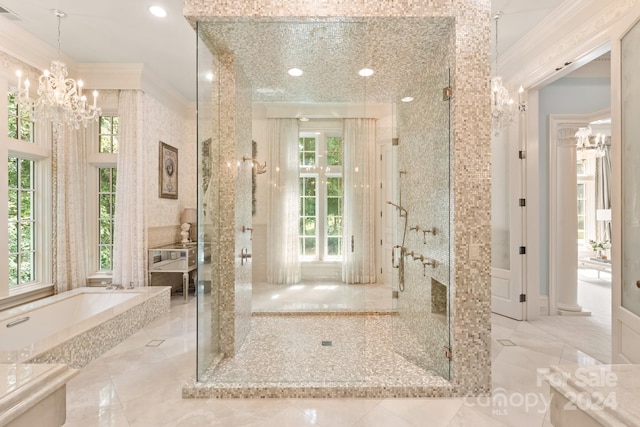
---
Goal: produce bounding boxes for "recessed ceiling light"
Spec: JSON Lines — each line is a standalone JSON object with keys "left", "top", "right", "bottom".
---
{"left": 358, "top": 68, "right": 374, "bottom": 77}
{"left": 299, "top": 117, "right": 309, "bottom": 122}
{"left": 149, "top": 6, "right": 167, "bottom": 18}
{"left": 288, "top": 68, "right": 303, "bottom": 77}
{"left": 401, "top": 97, "right": 414, "bottom": 103}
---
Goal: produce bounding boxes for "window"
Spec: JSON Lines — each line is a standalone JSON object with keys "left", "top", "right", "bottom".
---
{"left": 577, "top": 182, "right": 586, "bottom": 246}
{"left": 91, "top": 115, "right": 119, "bottom": 273}
{"left": 7, "top": 92, "right": 34, "bottom": 143}
{"left": 98, "top": 168, "right": 116, "bottom": 271}
{"left": 577, "top": 158, "right": 595, "bottom": 250}
{"left": 99, "top": 116, "right": 119, "bottom": 153}
{"left": 8, "top": 157, "right": 36, "bottom": 286}
{"left": 298, "top": 132, "right": 343, "bottom": 260}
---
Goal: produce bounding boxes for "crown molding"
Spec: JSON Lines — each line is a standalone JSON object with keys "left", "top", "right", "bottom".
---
{"left": 0, "top": 15, "right": 78, "bottom": 74}
{"left": 0, "top": 15, "right": 194, "bottom": 117}
{"left": 140, "top": 67, "right": 195, "bottom": 118}
{"left": 500, "top": 0, "right": 635, "bottom": 89}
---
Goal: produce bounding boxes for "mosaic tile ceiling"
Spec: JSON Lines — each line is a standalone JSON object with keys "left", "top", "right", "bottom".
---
{"left": 199, "top": 17, "right": 453, "bottom": 104}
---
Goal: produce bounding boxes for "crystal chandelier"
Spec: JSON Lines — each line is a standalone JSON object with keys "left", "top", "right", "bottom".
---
{"left": 15, "top": 10, "right": 101, "bottom": 129}
{"left": 491, "top": 12, "right": 516, "bottom": 137}
{"left": 575, "top": 126, "right": 607, "bottom": 162}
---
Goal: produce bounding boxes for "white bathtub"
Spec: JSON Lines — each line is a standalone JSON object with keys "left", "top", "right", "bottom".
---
{"left": 0, "top": 286, "right": 170, "bottom": 367}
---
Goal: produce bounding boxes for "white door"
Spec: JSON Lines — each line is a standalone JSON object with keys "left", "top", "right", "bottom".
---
{"left": 491, "top": 114, "right": 525, "bottom": 320}
{"left": 613, "top": 17, "right": 640, "bottom": 363}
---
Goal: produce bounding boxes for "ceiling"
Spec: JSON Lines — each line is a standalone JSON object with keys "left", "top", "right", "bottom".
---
{"left": 200, "top": 18, "right": 453, "bottom": 104}
{"left": 0, "top": 0, "right": 566, "bottom": 103}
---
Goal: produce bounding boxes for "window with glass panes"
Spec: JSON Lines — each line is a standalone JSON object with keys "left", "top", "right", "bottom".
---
{"left": 8, "top": 157, "right": 36, "bottom": 286}
{"left": 98, "top": 168, "right": 116, "bottom": 271}
{"left": 7, "top": 92, "right": 34, "bottom": 142}
{"left": 99, "top": 116, "right": 119, "bottom": 153}
{"left": 96, "top": 115, "right": 118, "bottom": 271}
{"left": 577, "top": 182, "right": 586, "bottom": 245}
{"left": 298, "top": 132, "right": 343, "bottom": 260}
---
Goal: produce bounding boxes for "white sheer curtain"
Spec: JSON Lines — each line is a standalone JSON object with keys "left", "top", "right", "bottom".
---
{"left": 342, "top": 118, "right": 376, "bottom": 283}
{"left": 112, "top": 90, "right": 147, "bottom": 287}
{"left": 267, "top": 118, "right": 301, "bottom": 284}
{"left": 53, "top": 123, "right": 88, "bottom": 292}
{"left": 596, "top": 144, "right": 612, "bottom": 242}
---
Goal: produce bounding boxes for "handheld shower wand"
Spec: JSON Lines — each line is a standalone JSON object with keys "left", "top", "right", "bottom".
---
{"left": 387, "top": 201, "right": 407, "bottom": 217}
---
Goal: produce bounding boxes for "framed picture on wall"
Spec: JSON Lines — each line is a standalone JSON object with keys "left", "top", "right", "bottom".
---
{"left": 159, "top": 141, "right": 178, "bottom": 199}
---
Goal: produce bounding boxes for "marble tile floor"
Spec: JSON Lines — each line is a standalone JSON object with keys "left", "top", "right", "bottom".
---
{"left": 62, "top": 293, "right": 608, "bottom": 427}
{"left": 526, "top": 269, "right": 611, "bottom": 364}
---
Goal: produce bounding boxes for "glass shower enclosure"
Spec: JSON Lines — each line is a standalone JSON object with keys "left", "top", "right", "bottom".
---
{"left": 195, "top": 17, "right": 453, "bottom": 387}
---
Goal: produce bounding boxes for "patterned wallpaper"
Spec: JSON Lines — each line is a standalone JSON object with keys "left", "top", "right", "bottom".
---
{"left": 144, "top": 95, "right": 197, "bottom": 229}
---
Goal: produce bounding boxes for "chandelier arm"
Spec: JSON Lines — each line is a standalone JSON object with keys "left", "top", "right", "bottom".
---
{"left": 14, "top": 9, "right": 101, "bottom": 128}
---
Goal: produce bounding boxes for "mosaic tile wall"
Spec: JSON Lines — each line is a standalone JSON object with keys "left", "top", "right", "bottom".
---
{"left": 186, "top": 0, "right": 492, "bottom": 396}
{"left": 215, "top": 51, "right": 253, "bottom": 357}
{"left": 25, "top": 288, "right": 170, "bottom": 369}
{"left": 394, "top": 23, "right": 453, "bottom": 380}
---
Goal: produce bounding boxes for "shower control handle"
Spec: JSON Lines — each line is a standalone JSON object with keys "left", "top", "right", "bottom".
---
{"left": 240, "top": 248, "right": 251, "bottom": 265}
{"left": 392, "top": 245, "right": 402, "bottom": 268}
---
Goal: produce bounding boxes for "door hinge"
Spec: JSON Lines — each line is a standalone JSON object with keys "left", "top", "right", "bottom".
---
{"left": 443, "top": 346, "right": 452, "bottom": 361}
{"left": 380, "top": 239, "right": 383, "bottom": 246}
{"left": 443, "top": 86, "right": 452, "bottom": 101}
{"left": 392, "top": 137, "right": 399, "bottom": 146}
{"left": 519, "top": 246, "right": 526, "bottom": 255}
{"left": 380, "top": 154, "right": 382, "bottom": 160}
{"left": 519, "top": 293, "right": 527, "bottom": 303}
{"left": 519, "top": 150, "right": 526, "bottom": 159}
{"left": 392, "top": 290, "right": 399, "bottom": 299}
{"left": 380, "top": 268, "right": 383, "bottom": 274}
{"left": 380, "top": 182, "right": 383, "bottom": 189}
{"left": 519, "top": 198, "right": 526, "bottom": 207}
{"left": 380, "top": 210, "right": 383, "bottom": 218}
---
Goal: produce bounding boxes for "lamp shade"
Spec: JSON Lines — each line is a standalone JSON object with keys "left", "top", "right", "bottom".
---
{"left": 181, "top": 208, "right": 197, "bottom": 224}
{"left": 596, "top": 209, "right": 611, "bottom": 221}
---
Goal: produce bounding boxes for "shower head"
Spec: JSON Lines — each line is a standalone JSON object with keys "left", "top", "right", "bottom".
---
{"left": 387, "top": 201, "right": 407, "bottom": 216}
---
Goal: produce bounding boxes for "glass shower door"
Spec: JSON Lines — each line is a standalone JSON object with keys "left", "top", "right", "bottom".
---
{"left": 392, "top": 66, "right": 452, "bottom": 380}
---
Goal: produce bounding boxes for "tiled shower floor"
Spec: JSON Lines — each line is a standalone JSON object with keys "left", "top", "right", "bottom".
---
{"left": 183, "top": 313, "right": 452, "bottom": 398}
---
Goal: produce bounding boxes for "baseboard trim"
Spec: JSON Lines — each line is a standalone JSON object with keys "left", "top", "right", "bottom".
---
{"left": 540, "top": 295, "right": 550, "bottom": 316}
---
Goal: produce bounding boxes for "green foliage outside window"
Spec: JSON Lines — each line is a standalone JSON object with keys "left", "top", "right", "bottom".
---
{"left": 299, "top": 137, "right": 316, "bottom": 166}
{"left": 326, "top": 137, "right": 343, "bottom": 166}
{"left": 99, "top": 116, "right": 119, "bottom": 153}
{"left": 7, "top": 92, "right": 34, "bottom": 142}
{"left": 299, "top": 176, "right": 317, "bottom": 256}
{"left": 98, "top": 168, "right": 117, "bottom": 270}
{"left": 8, "top": 157, "right": 35, "bottom": 286}
{"left": 326, "top": 177, "right": 343, "bottom": 256}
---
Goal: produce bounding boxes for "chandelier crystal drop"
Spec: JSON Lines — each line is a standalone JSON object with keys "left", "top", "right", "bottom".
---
{"left": 491, "top": 12, "right": 516, "bottom": 137}
{"left": 15, "top": 10, "right": 101, "bottom": 129}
